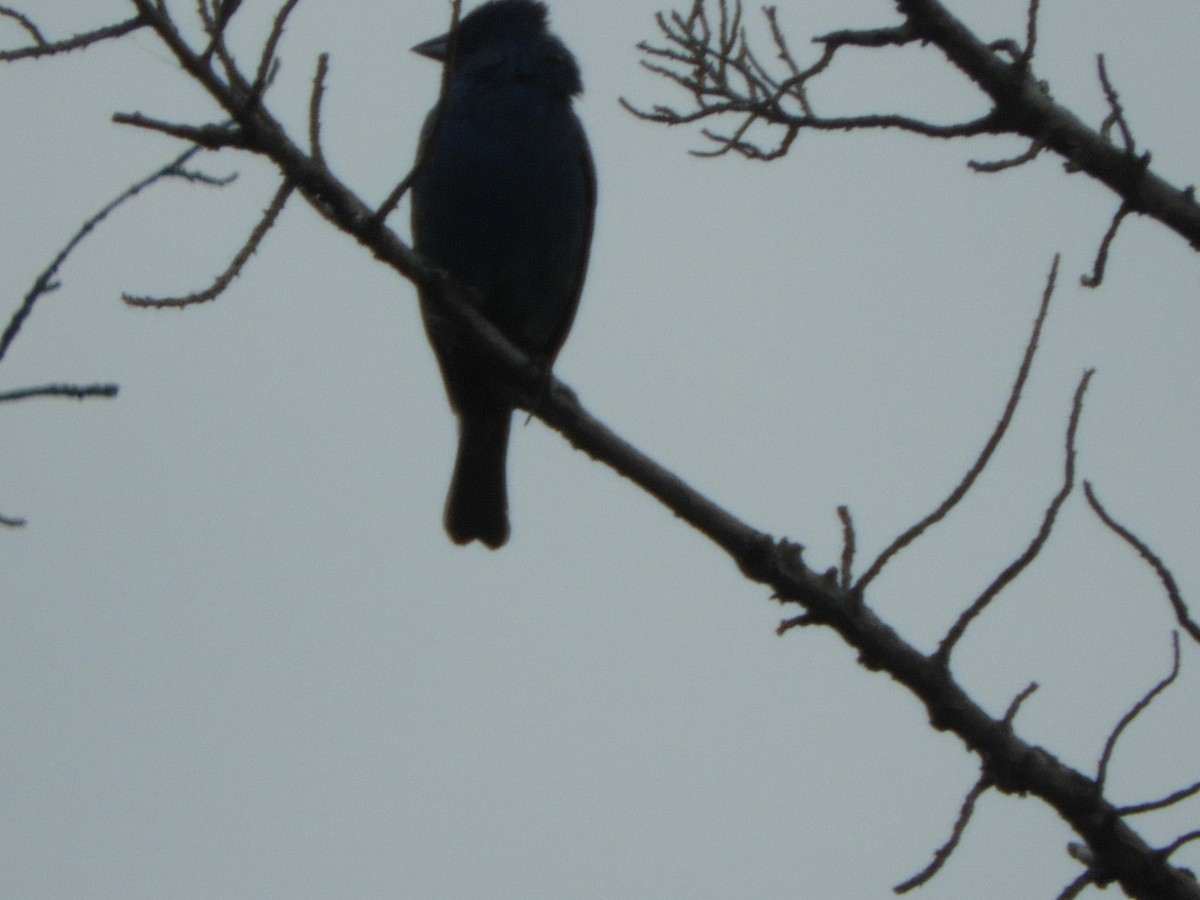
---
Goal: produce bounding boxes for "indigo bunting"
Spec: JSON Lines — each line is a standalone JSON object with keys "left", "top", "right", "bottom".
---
{"left": 411, "top": 0, "right": 595, "bottom": 549}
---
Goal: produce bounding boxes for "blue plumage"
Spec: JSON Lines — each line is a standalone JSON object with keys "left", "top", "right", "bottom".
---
{"left": 411, "top": 0, "right": 595, "bottom": 548}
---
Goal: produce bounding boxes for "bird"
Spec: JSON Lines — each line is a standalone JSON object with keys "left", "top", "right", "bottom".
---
{"left": 410, "top": 0, "right": 596, "bottom": 549}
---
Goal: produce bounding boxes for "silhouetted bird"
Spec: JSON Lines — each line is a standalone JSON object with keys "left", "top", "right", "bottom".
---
{"left": 411, "top": 0, "right": 595, "bottom": 549}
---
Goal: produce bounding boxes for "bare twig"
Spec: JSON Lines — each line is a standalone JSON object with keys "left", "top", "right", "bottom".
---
{"left": 0, "top": 383, "right": 118, "bottom": 402}
{"left": 113, "top": 112, "right": 248, "bottom": 149}
{"left": 968, "top": 139, "right": 1043, "bottom": 173}
{"left": 1056, "top": 871, "right": 1098, "bottom": 900}
{"left": 0, "top": 146, "right": 206, "bottom": 363}
{"left": 1096, "top": 55, "right": 1135, "bottom": 153}
{"left": 1097, "top": 633, "right": 1181, "bottom": 788}
{"left": 857, "top": 256, "right": 1059, "bottom": 593}
{"left": 815, "top": 24, "right": 915, "bottom": 51}
{"left": 836, "top": 505, "right": 855, "bottom": 589}
{"left": 373, "top": 172, "right": 415, "bottom": 228}
{"left": 309, "top": 52, "right": 329, "bottom": 165}
{"left": 1080, "top": 203, "right": 1131, "bottom": 289}
{"left": 1118, "top": 779, "right": 1200, "bottom": 816}
{"left": 124, "top": 179, "right": 294, "bottom": 308}
{"left": 895, "top": 775, "right": 991, "bottom": 893}
{"left": 0, "top": 5, "right": 44, "bottom": 44}
{"left": 1084, "top": 482, "right": 1200, "bottom": 645}
{"left": 207, "top": 0, "right": 243, "bottom": 48}
{"left": 1003, "top": 681, "right": 1039, "bottom": 725}
{"left": 936, "top": 368, "right": 1093, "bottom": 665}
{"left": 1017, "top": 0, "right": 1041, "bottom": 70}
{"left": 0, "top": 13, "right": 145, "bottom": 61}
{"left": 197, "top": 0, "right": 242, "bottom": 80}
{"left": 1159, "top": 831, "right": 1200, "bottom": 860}
{"left": 895, "top": 685, "right": 1035, "bottom": 892}
{"left": 252, "top": 0, "right": 301, "bottom": 97}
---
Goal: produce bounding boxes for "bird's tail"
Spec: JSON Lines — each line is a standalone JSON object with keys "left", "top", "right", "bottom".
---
{"left": 444, "top": 407, "right": 512, "bottom": 549}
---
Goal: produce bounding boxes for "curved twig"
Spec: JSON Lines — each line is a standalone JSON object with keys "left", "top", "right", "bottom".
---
{"left": 936, "top": 367, "right": 1092, "bottom": 665}
{"left": 1080, "top": 202, "right": 1131, "bottom": 289}
{"left": 1097, "top": 632, "right": 1181, "bottom": 789}
{"left": 857, "top": 256, "right": 1059, "bottom": 593}
{"left": 1084, "top": 482, "right": 1200, "bottom": 645}
{"left": 0, "top": 146, "right": 206, "bottom": 363}
{"left": 124, "top": 179, "right": 294, "bottom": 308}
{"left": 895, "top": 775, "right": 991, "bottom": 893}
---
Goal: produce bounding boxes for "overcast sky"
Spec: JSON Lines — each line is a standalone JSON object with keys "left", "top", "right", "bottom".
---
{"left": 3, "top": 1, "right": 1200, "bottom": 897}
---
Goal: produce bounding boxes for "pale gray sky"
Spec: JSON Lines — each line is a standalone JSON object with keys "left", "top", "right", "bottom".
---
{"left": 3, "top": 1, "right": 1200, "bottom": 897}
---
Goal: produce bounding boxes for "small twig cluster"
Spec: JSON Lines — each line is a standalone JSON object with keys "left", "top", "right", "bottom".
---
{"left": 626, "top": 0, "right": 1200, "bottom": 288}
{"left": 621, "top": 1, "right": 996, "bottom": 161}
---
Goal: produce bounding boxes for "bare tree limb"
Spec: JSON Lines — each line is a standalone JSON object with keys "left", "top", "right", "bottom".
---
{"left": 630, "top": 0, "right": 1200, "bottom": 254}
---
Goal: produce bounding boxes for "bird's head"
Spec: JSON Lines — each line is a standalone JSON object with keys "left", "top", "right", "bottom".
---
{"left": 412, "top": 0, "right": 583, "bottom": 96}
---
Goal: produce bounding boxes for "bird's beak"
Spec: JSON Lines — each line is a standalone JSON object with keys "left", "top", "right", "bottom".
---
{"left": 411, "top": 33, "right": 449, "bottom": 62}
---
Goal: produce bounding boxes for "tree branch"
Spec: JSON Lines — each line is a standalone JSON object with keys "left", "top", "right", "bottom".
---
{"left": 0, "top": 12, "right": 145, "bottom": 61}
{"left": 0, "top": 383, "right": 118, "bottom": 402}
{"left": 9, "top": 5, "right": 1199, "bottom": 897}
{"left": 935, "top": 368, "right": 1092, "bottom": 666}
{"left": 0, "top": 145, "right": 209, "bottom": 363}
{"left": 857, "top": 256, "right": 1059, "bottom": 593}
{"left": 630, "top": 0, "right": 1200, "bottom": 255}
